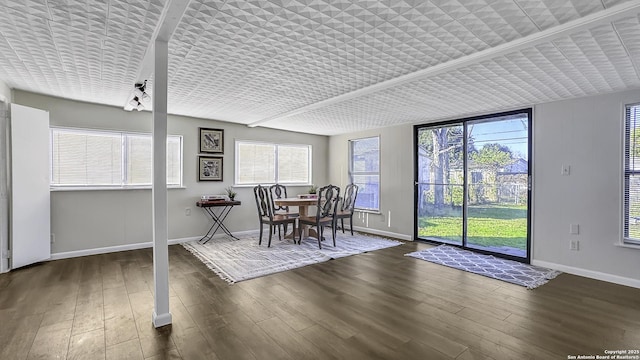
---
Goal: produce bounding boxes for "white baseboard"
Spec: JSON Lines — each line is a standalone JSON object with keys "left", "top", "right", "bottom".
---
{"left": 48, "top": 228, "right": 404, "bottom": 261}
{"left": 532, "top": 259, "right": 640, "bottom": 289}
{"left": 49, "top": 230, "right": 263, "bottom": 261}
{"left": 49, "top": 235, "right": 202, "bottom": 260}
{"left": 351, "top": 226, "right": 412, "bottom": 241}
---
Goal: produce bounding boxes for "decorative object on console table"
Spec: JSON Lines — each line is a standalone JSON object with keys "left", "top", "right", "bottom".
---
{"left": 198, "top": 156, "right": 223, "bottom": 181}
{"left": 225, "top": 186, "right": 237, "bottom": 201}
{"left": 199, "top": 127, "right": 224, "bottom": 154}
{"left": 201, "top": 194, "right": 229, "bottom": 201}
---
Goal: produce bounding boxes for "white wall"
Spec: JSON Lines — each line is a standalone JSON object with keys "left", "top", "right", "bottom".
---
{"left": 328, "top": 126, "right": 414, "bottom": 240}
{"left": 329, "top": 89, "right": 640, "bottom": 287}
{"left": 13, "top": 91, "right": 329, "bottom": 255}
{"left": 532, "top": 89, "right": 640, "bottom": 286}
{"left": 0, "top": 80, "right": 10, "bottom": 102}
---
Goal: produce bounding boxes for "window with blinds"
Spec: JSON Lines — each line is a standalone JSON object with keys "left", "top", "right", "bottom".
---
{"left": 235, "top": 141, "right": 311, "bottom": 185}
{"left": 624, "top": 103, "right": 640, "bottom": 245}
{"left": 349, "top": 136, "right": 380, "bottom": 211}
{"left": 51, "top": 128, "right": 183, "bottom": 188}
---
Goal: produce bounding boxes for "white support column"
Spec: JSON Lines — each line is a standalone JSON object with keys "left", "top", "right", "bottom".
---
{"left": 0, "top": 100, "right": 9, "bottom": 273}
{"left": 152, "top": 39, "right": 172, "bottom": 328}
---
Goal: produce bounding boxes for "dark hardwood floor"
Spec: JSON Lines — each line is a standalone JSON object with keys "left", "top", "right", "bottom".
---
{"left": 0, "top": 239, "right": 639, "bottom": 359}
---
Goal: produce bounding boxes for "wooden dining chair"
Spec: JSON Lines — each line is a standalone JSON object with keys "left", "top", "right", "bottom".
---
{"left": 253, "top": 185, "right": 297, "bottom": 247}
{"left": 335, "top": 183, "right": 359, "bottom": 236}
{"left": 269, "top": 184, "right": 298, "bottom": 238}
{"left": 298, "top": 184, "right": 340, "bottom": 249}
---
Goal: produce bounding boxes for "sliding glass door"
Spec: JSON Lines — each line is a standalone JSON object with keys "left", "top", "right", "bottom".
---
{"left": 415, "top": 109, "right": 531, "bottom": 262}
{"left": 416, "top": 123, "right": 464, "bottom": 246}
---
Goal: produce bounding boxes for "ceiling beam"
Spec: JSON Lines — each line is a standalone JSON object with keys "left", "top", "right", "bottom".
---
{"left": 124, "top": 0, "right": 190, "bottom": 110}
{"left": 248, "top": 0, "right": 640, "bottom": 128}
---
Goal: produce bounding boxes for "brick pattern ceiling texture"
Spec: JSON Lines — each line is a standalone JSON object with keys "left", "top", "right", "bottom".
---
{"left": 1, "top": 0, "right": 639, "bottom": 135}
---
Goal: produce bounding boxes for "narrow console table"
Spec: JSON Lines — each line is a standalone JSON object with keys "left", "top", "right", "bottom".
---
{"left": 196, "top": 200, "right": 241, "bottom": 243}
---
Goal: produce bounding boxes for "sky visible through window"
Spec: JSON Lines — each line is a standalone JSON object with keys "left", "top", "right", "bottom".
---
{"left": 469, "top": 116, "right": 529, "bottom": 160}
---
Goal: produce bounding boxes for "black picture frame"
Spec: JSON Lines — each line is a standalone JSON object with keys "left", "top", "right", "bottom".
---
{"left": 199, "top": 128, "right": 224, "bottom": 154}
{"left": 198, "top": 156, "right": 223, "bottom": 181}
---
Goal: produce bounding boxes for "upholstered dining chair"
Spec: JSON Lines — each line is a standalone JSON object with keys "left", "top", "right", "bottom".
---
{"left": 253, "top": 185, "right": 297, "bottom": 247}
{"left": 298, "top": 184, "right": 340, "bottom": 249}
{"left": 269, "top": 184, "right": 299, "bottom": 238}
{"left": 335, "top": 183, "right": 359, "bottom": 236}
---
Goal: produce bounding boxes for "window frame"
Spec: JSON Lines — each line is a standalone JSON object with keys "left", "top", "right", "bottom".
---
{"left": 50, "top": 127, "right": 183, "bottom": 190}
{"left": 623, "top": 102, "right": 640, "bottom": 246}
{"left": 349, "top": 135, "right": 381, "bottom": 212}
{"left": 234, "top": 140, "right": 312, "bottom": 186}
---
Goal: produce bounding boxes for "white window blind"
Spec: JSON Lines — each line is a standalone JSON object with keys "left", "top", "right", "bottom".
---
{"left": 167, "top": 137, "right": 182, "bottom": 186}
{"left": 277, "top": 145, "right": 310, "bottom": 184}
{"left": 235, "top": 141, "right": 311, "bottom": 185}
{"left": 624, "top": 103, "right": 640, "bottom": 245}
{"left": 51, "top": 128, "right": 183, "bottom": 188}
{"left": 127, "top": 135, "right": 152, "bottom": 185}
{"left": 349, "top": 136, "right": 380, "bottom": 211}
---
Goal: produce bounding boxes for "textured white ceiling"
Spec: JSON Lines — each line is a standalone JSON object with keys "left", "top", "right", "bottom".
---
{"left": 0, "top": 0, "right": 639, "bottom": 135}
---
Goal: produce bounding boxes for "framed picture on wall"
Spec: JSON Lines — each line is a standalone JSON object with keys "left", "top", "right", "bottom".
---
{"left": 198, "top": 156, "right": 223, "bottom": 181}
{"left": 199, "top": 128, "right": 224, "bottom": 154}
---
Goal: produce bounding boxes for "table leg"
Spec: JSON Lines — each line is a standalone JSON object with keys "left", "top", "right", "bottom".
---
{"left": 298, "top": 205, "right": 324, "bottom": 241}
{"left": 299, "top": 205, "right": 310, "bottom": 239}
{"left": 282, "top": 205, "right": 307, "bottom": 241}
{"left": 199, "top": 205, "right": 238, "bottom": 243}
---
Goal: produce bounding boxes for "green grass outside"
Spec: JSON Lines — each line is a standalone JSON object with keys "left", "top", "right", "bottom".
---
{"left": 417, "top": 204, "right": 528, "bottom": 249}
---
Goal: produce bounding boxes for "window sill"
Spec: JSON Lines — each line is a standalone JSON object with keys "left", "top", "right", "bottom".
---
{"left": 355, "top": 209, "right": 381, "bottom": 215}
{"left": 615, "top": 242, "right": 640, "bottom": 250}
{"left": 232, "top": 184, "right": 312, "bottom": 188}
{"left": 51, "top": 186, "right": 186, "bottom": 191}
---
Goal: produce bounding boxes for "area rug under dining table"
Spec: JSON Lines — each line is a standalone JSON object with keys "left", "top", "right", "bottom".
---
{"left": 182, "top": 232, "right": 403, "bottom": 284}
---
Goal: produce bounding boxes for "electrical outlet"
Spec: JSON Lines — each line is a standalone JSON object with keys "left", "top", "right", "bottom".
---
{"left": 185, "top": 207, "right": 191, "bottom": 216}
{"left": 570, "top": 224, "right": 579, "bottom": 235}
{"left": 561, "top": 164, "right": 571, "bottom": 176}
{"left": 50, "top": 233, "right": 55, "bottom": 243}
{"left": 569, "top": 240, "right": 579, "bottom": 251}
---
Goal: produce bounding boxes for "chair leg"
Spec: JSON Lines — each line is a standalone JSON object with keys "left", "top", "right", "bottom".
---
{"left": 268, "top": 225, "right": 273, "bottom": 247}
{"left": 317, "top": 226, "right": 322, "bottom": 249}
{"left": 298, "top": 224, "right": 303, "bottom": 244}
{"left": 258, "top": 223, "right": 263, "bottom": 245}
{"left": 332, "top": 223, "right": 337, "bottom": 247}
{"left": 333, "top": 231, "right": 336, "bottom": 247}
{"left": 332, "top": 219, "right": 337, "bottom": 239}
{"left": 341, "top": 218, "right": 345, "bottom": 234}
{"left": 293, "top": 222, "right": 298, "bottom": 244}
{"left": 349, "top": 215, "right": 354, "bottom": 236}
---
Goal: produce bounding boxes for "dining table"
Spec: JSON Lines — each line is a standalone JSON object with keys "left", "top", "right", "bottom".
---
{"left": 273, "top": 197, "right": 321, "bottom": 240}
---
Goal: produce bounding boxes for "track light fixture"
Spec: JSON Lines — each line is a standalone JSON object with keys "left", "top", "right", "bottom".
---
{"left": 125, "top": 80, "right": 150, "bottom": 111}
